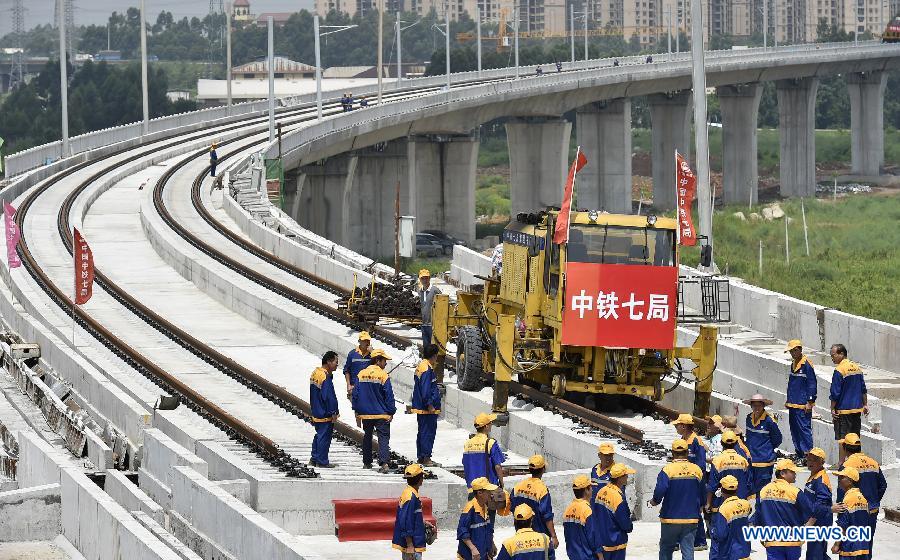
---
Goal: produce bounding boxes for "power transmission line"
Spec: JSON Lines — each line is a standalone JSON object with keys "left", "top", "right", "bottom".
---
{"left": 10, "top": 0, "right": 26, "bottom": 89}
{"left": 53, "top": 0, "right": 76, "bottom": 64}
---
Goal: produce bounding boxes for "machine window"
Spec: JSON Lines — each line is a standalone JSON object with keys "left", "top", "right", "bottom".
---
{"left": 567, "top": 225, "right": 675, "bottom": 266}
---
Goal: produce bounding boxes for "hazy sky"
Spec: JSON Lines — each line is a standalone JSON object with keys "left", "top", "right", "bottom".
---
{"left": 12, "top": 1, "right": 315, "bottom": 29}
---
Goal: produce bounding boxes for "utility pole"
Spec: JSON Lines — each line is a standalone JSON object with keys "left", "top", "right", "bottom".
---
{"left": 10, "top": 0, "right": 25, "bottom": 90}
{"left": 690, "top": 0, "right": 714, "bottom": 268}
{"left": 445, "top": 6, "right": 451, "bottom": 91}
{"left": 314, "top": 15, "right": 322, "bottom": 119}
{"left": 267, "top": 16, "right": 274, "bottom": 143}
{"left": 570, "top": 4, "right": 575, "bottom": 64}
{"left": 666, "top": 6, "right": 672, "bottom": 54}
{"left": 514, "top": 6, "right": 520, "bottom": 78}
{"left": 396, "top": 19, "right": 402, "bottom": 87}
{"left": 583, "top": 6, "right": 588, "bottom": 62}
{"left": 225, "top": 2, "right": 232, "bottom": 112}
{"left": 763, "top": 1, "right": 768, "bottom": 48}
{"left": 476, "top": 7, "right": 482, "bottom": 76}
{"left": 58, "top": 0, "right": 70, "bottom": 158}
{"left": 140, "top": 0, "right": 149, "bottom": 135}
{"left": 377, "top": 0, "right": 383, "bottom": 104}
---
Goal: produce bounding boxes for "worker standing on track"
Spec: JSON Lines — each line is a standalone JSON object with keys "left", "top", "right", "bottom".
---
{"left": 832, "top": 466, "right": 872, "bottom": 560}
{"left": 462, "top": 413, "right": 506, "bottom": 489}
{"left": 418, "top": 269, "right": 440, "bottom": 347}
{"left": 649, "top": 439, "right": 705, "bottom": 560}
{"left": 706, "top": 431, "right": 752, "bottom": 560}
{"left": 393, "top": 463, "right": 429, "bottom": 559}
{"left": 344, "top": 332, "right": 372, "bottom": 400}
{"left": 511, "top": 455, "right": 559, "bottom": 555}
{"left": 457, "top": 476, "right": 507, "bottom": 560}
{"left": 709, "top": 475, "right": 752, "bottom": 560}
{"left": 209, "top": 143, "right": 218, "bottom": 177}
{"left": 785, "top": 340, "right": 817, "bottom": 465}
{"left": 744, "top": 394, "right": 783, "bottom": 497}
{"left": 593, "top": 463, "right": 635, "bottom": 560}
{"left": 837, "top": 433, "right": 887, "bottom": 557}
{"left": 672, "top": 413, "right": 708, "bottom": 551}
{"left": 829, "top": 344, "right": 868, "bottom": 465}
{"left": 496, "top": 505, "right": 552, "bottom": 560}
{"left": 309, "top": 351, "right": 340, "bottom": 468}
{"left": 591, "top": 443, "right": 616, "bottom": 503}
{"left": 804, "top": 447, "right": 839, "bottom": 560}
{"left": 412, "top": 344, "right": 441, "bottom": 467}
{"left": 563, "top": 474, "right": 603, "bottom": 560}
{"left": 753, "top": 459, "right": 816, "bottom": 560}
{"left": 353, "top": 348, "right": 396, "bottom": 473}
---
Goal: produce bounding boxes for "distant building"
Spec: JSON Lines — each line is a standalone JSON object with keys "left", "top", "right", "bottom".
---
{"left": 233, "top": 0, "right": 253, "bottom": 22}
{"left": 256, "top": 13, "right": 294, "bottom": 27}
{"left": 232, "top": 57, "right": 318, "bottom": 80}
{"left": 166, "top": 90, "right": 193, "bottom": 102}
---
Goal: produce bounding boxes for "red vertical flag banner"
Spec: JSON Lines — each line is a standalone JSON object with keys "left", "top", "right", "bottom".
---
{"left": 4, "top": 201, "right": 21, "bottom": 269}
{"left": 73, "top": 228, "right": 94, "bottom": 305}
{"left": 675, "top": 151, "right": 698, "bottom": 246}
{"left": 553, "top": 149, "right": 589, "bottom": 245}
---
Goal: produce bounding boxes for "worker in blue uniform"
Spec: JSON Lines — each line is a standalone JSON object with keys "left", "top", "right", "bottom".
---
{"left": 564, "top": 474, "right": 603, "bottom": 560}
{"left": 709, "top": 475, "right": 752, "bottom": 560}
{"left": 722, "top": 416, "right": 753, "bottom": 463}
{"left": 706, "top": 430, "right": 752, "bottom": 559}
{"left": 829, "top": 344, "right": 868, "bottom": 465}
{"left": 309, "top": 351, "right": 340, "bottom": 468}
{"left": 837, "top": 433, "right": 887, "bottom": 557}
{"left": 753, "top": 459, "right": 816, "bottom": 560}
{"left": 343, "top": 331, "right": 372, "bottom": 400}
{"left": 832, "top": 467, "right": 872, "bottom": 560}
{"left": 804, "top": 447, "right": 839, "bottom": 560}
{"left": 393, "top": 463, "right": 430, "bottom": 559}
{"left": 649, "top": 438, "right": 705, "bottom": 560}
{"left": 593, "top": 463, "right": 635, "bottom": 560}
{"left": 462, "top": 413, "right": 506, "bottom": 489}
{"left": 785, "top": 340, "right": 818, "bottom": 464}
{"left": 209, "top": 143, "right": 218, "bottom": 177}
{"left": 457, "top": 476, "right": 509, "bottom": 560}
{"left": 673, "top": 413, "right": 708, "bottom": 551}
{"left": 591, "top": 442, "right": 616, "bottom": 503}
{"left": 511, "top": 455, "right": 559, "bottom": 555}
{"left": 412, "top": 344, "right": 441, "bottom": 466}
{"left": 744, "top": 394, "right": 783, "bottom": 497}
{"left": 353, "top": 348, "right": 396, "bottom": 473}
{"left": 496, "top": 505, "right": 552, "bottom": 560}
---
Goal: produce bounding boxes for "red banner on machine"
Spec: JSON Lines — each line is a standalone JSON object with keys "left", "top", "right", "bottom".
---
{"left": 73, "top": 228, "right": 94, "bottom": 305}
{"left": 675, "top": 151, "right": 697, "bottom": 247}
{"left": 561, "top": 263, "right": 678, "bottom": 349}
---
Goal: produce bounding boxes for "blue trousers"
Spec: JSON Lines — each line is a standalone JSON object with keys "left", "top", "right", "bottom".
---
{"left": 765, "top": 545, "right": 801, "bottom": 560}
{"left": 362, "top": 418, "right": 391, "bottom": 466}
{"left": 694, "top": 514, "right": 706, "bottom": 547}
{"left": 806, "top": 539, "right": 828, "bottom": 560}
{"left": 210, "top": 163, "right": 216, "bottom": 177}
{"left": 421, "top": 325, "right": 433, "bottom": 348}
{"left": 659, "top": 523, "right": 697, "bottom": 560}
{"left": 869, "top": 512, "right": 877, "bottom": 558}
{"left": 311, "top": 421, "right": 334, "bottom": 465}
{"left": 789, "top": 408, "right": 814, "bottom": 455}
{"left": 603, "top": 550, "right": 626, "bottom": 560}
{"left": 752, "top": 465, "right": 774, "bottom": 496}
{"left": 416, "top": 413, "right": 438, "bottom": 460}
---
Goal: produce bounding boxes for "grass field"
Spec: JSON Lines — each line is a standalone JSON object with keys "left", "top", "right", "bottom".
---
{"left": 679, "top": 195, "right": 900, "bottom": 325}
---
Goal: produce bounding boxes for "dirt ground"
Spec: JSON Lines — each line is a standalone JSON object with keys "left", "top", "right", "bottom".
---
{"left": 0, "top": 542, "right": 70, "bottom": 560}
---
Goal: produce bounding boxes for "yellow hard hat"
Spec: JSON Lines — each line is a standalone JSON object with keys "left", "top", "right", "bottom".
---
{"left": 474, "top": 412, "right": 497, "bottom": 428}
{"left": 785, "top": 339, "right": 803, "bottom": 352}
{"left": 471, "top": 477, "right": 499, "bottom": 492}
{"left": 721, "top": 430, "right": 738, "bottom": 445}
{"left": 598, "top": 443, "right": 615, "bottom": 455}
{"left": 528, "top": 455, "right": 546, "bottom": 469}
{"left": 418, "top": 269, "right": 431, "bottom": 278}
{"left": 672, "top": 439, "right": 689, "bottom": 452}
{"left": 404, "top": 463, "right": 424, "bottom": 478}
{"left": 839, "top": 433, "right": 861, "bottom": 446}
{"left": 833, "top": 466, "right": 860, "bottom": 482}
{"left": 673, "top": 413, "right": 694, "bottom": 426}
{"left": 513, "top": 504, "right": 535, "bottom": 520}
{"left": 358, "top": 331, "right": 372, "bottom": 341}
{"left": 775, "top": 459, "right": 799, "bottom": 473}
{"left": 720, "top": 475, "right": 739, "bottom": 491}
{"left": 609, "top": 463, "right": 636, "bottom": 479}
{"left": 807, "top": 448, "right": 826, "bottom": 460}
{"left": 370, "top": 348, "right": 392, "bottom": 360}
{"left": 572, "top": 474, "right": 592, "bottom": 490}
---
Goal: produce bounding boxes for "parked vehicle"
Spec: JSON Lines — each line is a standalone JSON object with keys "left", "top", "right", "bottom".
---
{"left": 415, "top": 233, "right": 443, "bottom": 257}
{"left": 420, "top": 230, "right": 463, "bottom": 255}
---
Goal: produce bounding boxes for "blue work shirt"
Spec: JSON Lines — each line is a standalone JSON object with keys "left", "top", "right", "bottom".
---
{"left": 685, "top": 432, "right": 708, "bottom": 472}
{"left": 511, "top": 477, "right": 554, "bottom": 535}
{"left": 804, "top": 469, "right": 834, "bottom": 527}
{"left": 710, "top": 496, "right": 752, "bottom": 560}
{"left": 590, "top": 463, "right": 612, "bottom": 503}
{"left": 456, "top": 498, "right": 495, "bottom": 560}
{"left": 830, "top": 359, "right": 867, "bottom": 414}
{"left": 392, "top": 486, "right": 426, "bottom": 553}
{"left": 838, "top": 453, "right": 888, "bottom": 512}
{"left": 593, "top": 483, "right": 633, "bottom": 555}
{"left": 753, "top": 478, "right": 815, "bottom": 549}
{"left": 462, "top": 433, "right": 505, "bottom": 487}
{"left": 343, "top": 346, "right": 371, "bottom": 387}
{"left": 835, "top": 488, "right": 872, "bottom": 558}
{"left": 309, "top": 366, "right": 338, "bottom": 422}
{"left": 787, "top": 355, "right": 818, "bottom": 407}
{"left": 708, "top": 450, "right": 753, "bottom": 508}
{"left": 351, "top": 364, "right": 396, "bottom": 420}
{"left": 745, "top": 412, "right": 783, "bottom": 466}
{"left": 563, "top": 498, "right": 602, "bottom": 560}
{"left": 496, "top": 528, "right": 551, "bottom": 560}
{"left": 411, "top": 359, "right": 441, "bottom": 414}
{"left": 652, "top": 459, "right": 704, "bottom": 524}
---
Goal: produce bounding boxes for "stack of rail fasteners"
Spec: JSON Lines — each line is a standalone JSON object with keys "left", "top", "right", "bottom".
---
{"left": 341, "top": 277, "right": 422, "bottom": 323}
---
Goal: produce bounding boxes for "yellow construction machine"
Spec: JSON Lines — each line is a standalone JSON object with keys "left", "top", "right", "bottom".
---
{"left": 432, "top": 210, "right": 728, "bottom": 421}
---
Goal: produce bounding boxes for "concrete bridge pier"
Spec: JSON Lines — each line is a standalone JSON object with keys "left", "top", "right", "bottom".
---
{"left": 575, "top": 99, "right": 633, "bottom": 214}
{"left": 648, "top": 91, "right": 693, "bottom": 211}
{"left": 407, "top": 133, "right": 479, "bottom": 244}
{"left": 289, "top": 154, "right": 358, "bottom": 244}
{"left": 717, "top": 83, "right": 762, "bottom": 206}
{"left": 505, "top": 117, "right": 572, "bottom": 215}
{"left": 776, "top": 77, "right": 819, "bottom": 198}
{"left": 847, "top": 71, "right": 887, "bottom": 176}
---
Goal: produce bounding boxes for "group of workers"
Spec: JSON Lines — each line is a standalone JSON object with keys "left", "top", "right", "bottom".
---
{"left": 385, "top": 338, "right": 887, "bottom": 559}
{"left": 340, "top": 92, "right": 368, "bottom": 112}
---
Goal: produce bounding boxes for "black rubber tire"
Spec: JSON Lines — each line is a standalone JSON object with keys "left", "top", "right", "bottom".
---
{"left": 456, "top": 326, "right": 485, "bottom": 391}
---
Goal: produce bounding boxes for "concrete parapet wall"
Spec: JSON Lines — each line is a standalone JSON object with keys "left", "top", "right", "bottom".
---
{"left": 0, "top": 483, "right": 61, "bottom": 541}
{"left": 450, "top": 245, "right": 492, "bottom": 290}
{"left": 104, "top": 469, "right": 165, "bottom": 526}
{"left": 142, "top": 429, "right": 209, "bottom": 491}
{"left": 132, "top": 511, "right": 204, "bottom": 560}
{"left": 16, "top": 431, "right": 72, "bottom": 487}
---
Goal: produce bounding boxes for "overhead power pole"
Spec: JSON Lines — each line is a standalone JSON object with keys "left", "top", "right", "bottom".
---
{"left": 225, "top": 2, "right": 232, "bottom": 112}
{"left": 57, "top": 0, "right": 70, "bottom": 158}
{"left": 10, "top": 0, "right": 26, "bottom": 89}
{"left": 267, "top": 16, "right": 275, "bottom": 142}
{"left": 140, "top": 0, "right": 149, "bottom": 135}
{"left": 690, "top": 0, "right": 713, "bottom": 267}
